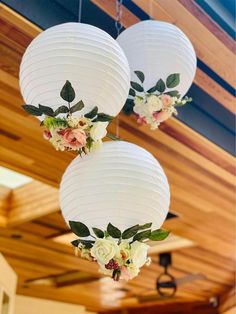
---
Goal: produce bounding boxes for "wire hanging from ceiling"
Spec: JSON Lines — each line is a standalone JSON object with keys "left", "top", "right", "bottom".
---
{"left": 78, "top": 0, "right": 83, "bottom": 23}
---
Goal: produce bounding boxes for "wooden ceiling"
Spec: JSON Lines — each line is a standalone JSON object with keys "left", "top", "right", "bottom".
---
{"left": 0, "top": 1, "right": 235, "bottom": 314}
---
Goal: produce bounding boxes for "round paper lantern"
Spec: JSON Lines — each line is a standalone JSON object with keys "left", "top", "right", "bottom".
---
{"left": 20, "top": 22, "right": 130, "bottom": 117}
{"left": 60, "top": 141, "right": 170, "bottom": 231}
{"left": 117, "top": 20, "right": 196, "bottom": 97}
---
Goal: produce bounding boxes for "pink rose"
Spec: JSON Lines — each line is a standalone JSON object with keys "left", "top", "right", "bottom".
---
{"left": 137, "top": 115, "right": 147, "bottom": 125}
{"left": 58, "top": 128, "right": 87, "bottom": 149}
{"left": 160, "top": 95, "right": 172, "bottom": 107}
{"left": 43, "top": 130, "right": 52, "bottom": 140}
{"left": 153, "top": 111, "right": 171, "bottom": 123}
{"left": 119, "top": 266, "right": 131, "bottom": 281}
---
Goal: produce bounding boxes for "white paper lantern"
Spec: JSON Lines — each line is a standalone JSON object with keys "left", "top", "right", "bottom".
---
{"left": 60, "top": 141, "right": 170, "bottom": 231}
{"left": 117, "top": 20, "right": 196, "bottom": 97}
{"left": 20, "top": 22, "right": 130, "bottom": 117}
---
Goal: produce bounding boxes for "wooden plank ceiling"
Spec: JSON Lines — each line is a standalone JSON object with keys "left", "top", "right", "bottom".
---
{"left": 0, "top": 1, "right": 235, "bottom": 314}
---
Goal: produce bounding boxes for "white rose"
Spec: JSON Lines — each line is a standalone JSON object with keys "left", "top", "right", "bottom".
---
{"left": 127, "top": 264, "right": 140, "bottom": 279}
{"left": 90, "top": 122, "right": 108, "bottom": 141}
{"left": 130, "top": 241, "right": 149, "bottom": 268}
{"left": 117, "top": 241, "right": 131, "bottom": 262}
{"left": 90, "top": 239, "right": 119, "bottom": 264}
{"left": 147, "top": 95, "right": 163, "bottom": 113}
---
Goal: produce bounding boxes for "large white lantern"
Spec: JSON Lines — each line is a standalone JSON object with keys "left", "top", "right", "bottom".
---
{"left": 60, "top": 141, "right": 170, "bottom": 231}
{"left": 20, "top": 22, "right": 130, "bottom": 117}
{"left": 117, "top": 20, "right": 196, "bottom": 97}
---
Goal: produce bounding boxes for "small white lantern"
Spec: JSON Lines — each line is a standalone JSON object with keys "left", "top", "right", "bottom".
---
{"left": 60, "top": 141, "right": 170, "bottom": 231}
{"left": 20, "top": 22, "right": 130, "bottom": 117}
{"left": 117, "top": 20, "right": 196, "bottom": 97}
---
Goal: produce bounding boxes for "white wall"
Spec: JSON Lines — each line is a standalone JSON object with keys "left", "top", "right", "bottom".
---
{"left": 15, "top": 296, "right": 96, "bottom": 314}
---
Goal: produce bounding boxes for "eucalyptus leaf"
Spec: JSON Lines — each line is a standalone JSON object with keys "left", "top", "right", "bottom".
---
{"left": 106, "top": 133, "right": 121, "bottom": 141}
{"left": 60, "top": 80, "right": 75, "bottom": 102}
{"left": 122, "top": 99, "right": 134, "bottom": 115}
{"left": 22, "top": 105, "right": 42, "bottom": 116}
{"left": 39, "top": 104, "right": 54, "bottom": 117}
{"left": 122, "top": 225, "right": 140, "bottom": 239}
{"left": 131, "top": 81, "right": 144, "bottom": 92}
{"left": 84, "top": 106, "right": 98, "bottom": 119}
{"left": 86, "top": 137, "right": 93, "bottom": 150}
{"left": 166, "top": 73, "right": 180, "bottom": 88}
{"left": 95, "top": 113, "right": 114, "bottom": 122}
{"left": 54, "top": 105, "right": 69, "bottom": 116}
{"left": 78, "top": 239, "right": 95, "bottom": 249}
{"left": 147, "top": 86, "right": 157, "bottom": 93}
{"left": 164, "top": 90, "right": 180, "bottom": 98}
{"left": 134, "top": 71, "right": 145, "bottom": 83}
{"left": 149, "top": 229, "right": 170, "bottom": 241}
{"left": 138, "top": 222, "right": 152, "bottom": 230}
{"left": 133, "top": 229, "right": 151, "bottom": 242}
{"left": 129, "top": 88, "right": 136, "bottom": 97}
{"left": 92, "top": 227, "right": 104, "bottom": 238}
{"left": 156, "top": 79, "right": 166, "bottom": 93}
{"left": 107, "top": 223, "right": 121, "bottom": 238}
{"left": 70, "top": 100, "right": 84, "bottom": 114}
{"left": 71, "top": 239, "right": 79, "bottom": 247}
{"left": 69, "top": 221, "right": 90, "bottom": 237}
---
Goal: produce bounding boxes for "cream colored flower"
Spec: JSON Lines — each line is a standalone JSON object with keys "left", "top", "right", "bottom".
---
{"left": 117, "top": 241, "right": 131, "bottom": 263}
{"left": 130, "top": 241, "right": 150, "bottom": 268}
{"left": 67, "top": 116, "right": 91, "bottom": 129}
{"left": 91, "top": 140, "right": 103, "bottom": 152}
{"left": 90, "top": 239, "right": 119, "bottom": 265}
{"left": 146, "top": 95, "right": 163, "bottom": 114}
{"left": 127, "top": 264, "right": 140, "bottom": 279}
{"left": 90, "top": 122, "right": 108, "bottom": 141}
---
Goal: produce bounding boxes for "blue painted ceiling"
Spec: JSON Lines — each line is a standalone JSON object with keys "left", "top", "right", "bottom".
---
{"left": 2, "top": 0, "right": 235, "bottom": 155}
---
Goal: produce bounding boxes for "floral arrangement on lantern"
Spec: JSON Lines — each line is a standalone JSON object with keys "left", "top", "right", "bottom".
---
{"left": 22, "top": 81, "right": 116, "bottom": 155}
{"left": 123, "top": 71, "right": 192, "bottom": 130}
{"left": 70, "top": 221, "right": 170, "bottom": 281}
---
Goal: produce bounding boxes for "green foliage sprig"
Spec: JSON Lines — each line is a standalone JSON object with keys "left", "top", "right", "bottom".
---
{"left": 69, "top": 220, "right": 170, "bottom": 249}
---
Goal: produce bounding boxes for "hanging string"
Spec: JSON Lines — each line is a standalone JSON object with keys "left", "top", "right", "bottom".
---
{"left": 115, "top": 0, "right": 123, "bottom": 137}
{"left": 115, "top": 0, "right": 123, "bottom": 37}
{"left": 78, "top": 0, "right": 83, "bottom": 23}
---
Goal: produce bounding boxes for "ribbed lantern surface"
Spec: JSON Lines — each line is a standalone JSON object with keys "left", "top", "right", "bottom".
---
{"left": 117, "top": 20, "right": 196, "bottom": 97}
{"left": 20, "top": 22, "right": 130, "bottom": 117}
{"left": 60, "top": 141, "right": 170, "bottom": 231}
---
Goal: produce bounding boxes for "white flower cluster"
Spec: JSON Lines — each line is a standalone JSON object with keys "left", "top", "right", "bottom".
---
{"left": 133, "top": 94, "right": 177, "bottom": 130}
{"left": 79, "top": 238, "right": 151, "bottom": 281}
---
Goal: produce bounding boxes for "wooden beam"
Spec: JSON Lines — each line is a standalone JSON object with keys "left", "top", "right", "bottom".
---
{"left": 7, "top": 181, "right": 59, "bottom": 227}
{"left": 0, "top": 185, "right": 11, "bottom": 227}
{"left": 219, "top": 286, "right": 236, "bottom": 313}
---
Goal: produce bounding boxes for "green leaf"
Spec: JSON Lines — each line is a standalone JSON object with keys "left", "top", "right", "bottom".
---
{"left": 134, "top": 71, "right": 145, "bottom": 83}
{"left": 60, "top": 80, "right": 75, "bottom": 102}
{"left": 131, "top": 81, "right": 144, "bottom": 92}
{"left": 95, "top": 113, "right": 114, "bottom": 122}
{"left": 84, "top": 106, "right": 98, "bottom": 119}
{"left": 122, "top": 99, "right": 134, "bottom": 115}
{"left": 106, "top": 133, "right": 121, "bottom": 141}
{"left": 70, "top": 100, "right": 84, "bottom": 114}
{"left": 138, "top": 222, "right": 152, "bottom": 230}
{"left": 166, "top": 73, "right": 180, "bottom": 88}
{"left": 129, "top": 88, "right": 136, "bottom": 97}
{"left": 156, "top": 79, "right": 166, "bottom": 93}
{"left": 78, "top": 239, "right": 95, "bottom": 249}
{"left": 71, "top": 239, "right": 79, "bottom": 247}
{"left": 86, "top": 137, "right": 93, "bottom": 150}
{"left": 149, "top": 229, "right": 170, "bottom": 241}
{"left": 164, "top": 90, "right": 180, "bottom": 98}
{"left": 22, "top": 105, "right": 42, "bottom": 116}
{"left": 147, "top": 85, "right": 157, "bottom": 93}
{"left": 54, "top": 105, "right": 69, "bottom": 116}
{"left": 92, "top": 228, "right": 104, "bottom": 238}
{"left": 107, "top": 223, "right": 121, "bottom": 238}
{"left": 133, "top": 230, "right": 151, "bottom": 242}
{"left": 69, "top": 221, "right": 90, "bottom": 237}
{"left": 38, "top": 104, "right": 54, "bottom": 117}
{"left": 122, "top": 225, "right": 140, "bottom": 239}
